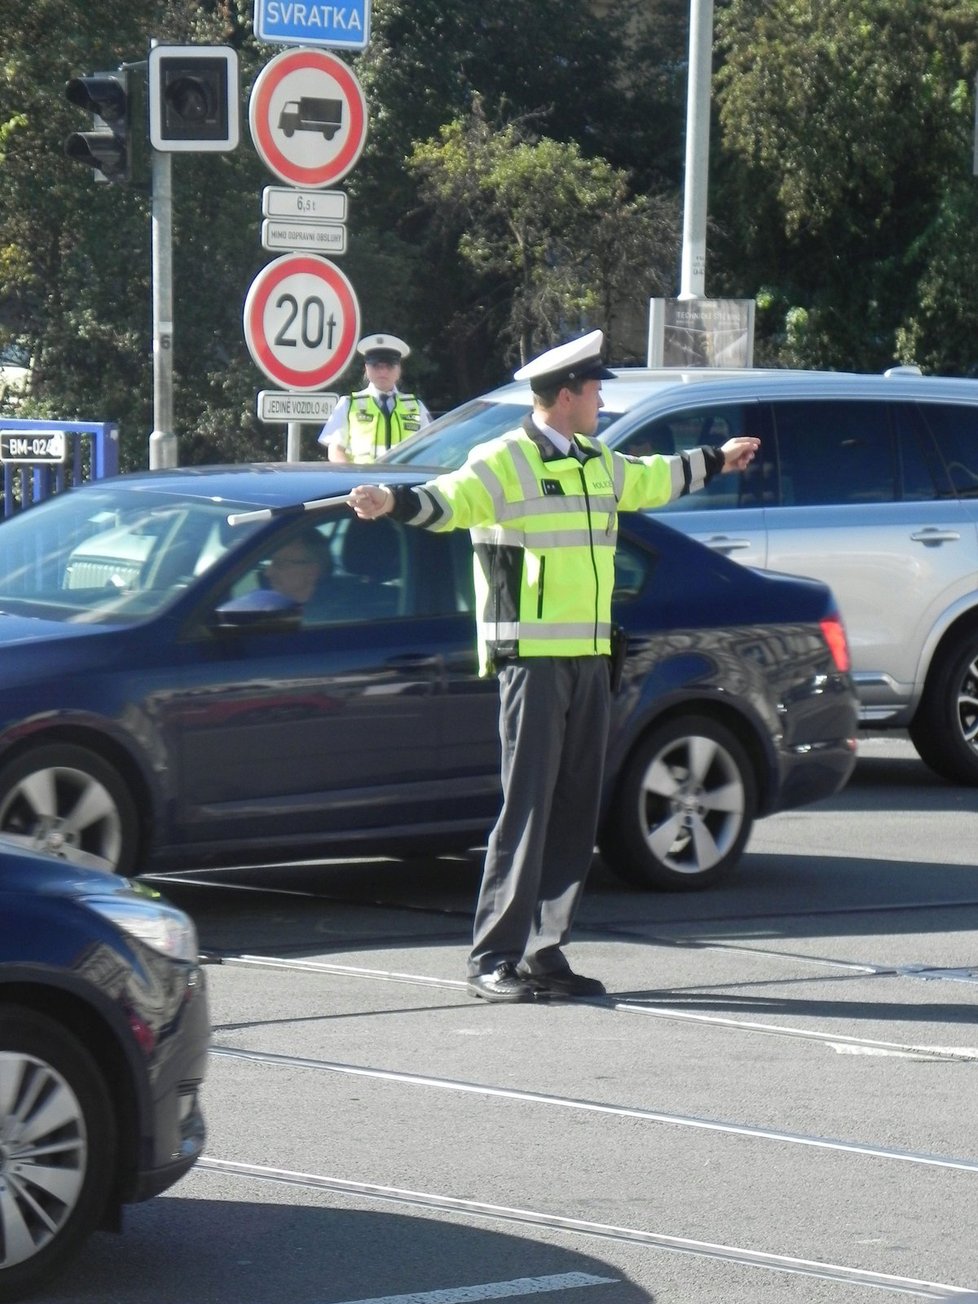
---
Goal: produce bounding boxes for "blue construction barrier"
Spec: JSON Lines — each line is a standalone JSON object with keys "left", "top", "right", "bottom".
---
{"left": 0, "top": 419, "right": 119, "bottom": 517}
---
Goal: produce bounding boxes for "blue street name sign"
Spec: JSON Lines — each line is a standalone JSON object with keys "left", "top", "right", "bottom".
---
{"left": 254, "top": 0, "right": 371, "bottom": 50}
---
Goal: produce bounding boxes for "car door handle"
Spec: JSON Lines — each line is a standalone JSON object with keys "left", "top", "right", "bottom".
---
{"left": 909, "top": 528, "right": 961, "bottom": 545}
{"left": 702, "top": 535, "right": 752, "bottom": 553}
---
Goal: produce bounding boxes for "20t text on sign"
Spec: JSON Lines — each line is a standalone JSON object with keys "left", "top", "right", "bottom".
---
{"left": 243, "top": 254, "right": 360, "bottom": 391}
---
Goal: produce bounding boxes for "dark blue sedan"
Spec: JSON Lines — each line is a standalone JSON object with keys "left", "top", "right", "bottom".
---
{"left": 0, "top": 839, "right": 208, "bottom": 1298}
{"left": 0, "top": 464, "right": 857, "bottom": 889}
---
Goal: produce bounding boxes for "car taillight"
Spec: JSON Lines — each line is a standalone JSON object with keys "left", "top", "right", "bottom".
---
{"left": 820, "top": 613, "right": 851, "bottom": 672}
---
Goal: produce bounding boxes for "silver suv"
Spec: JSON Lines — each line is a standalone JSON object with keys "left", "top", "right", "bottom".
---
{"left": 383, "top": 367, "right": 978, "bottom": 785}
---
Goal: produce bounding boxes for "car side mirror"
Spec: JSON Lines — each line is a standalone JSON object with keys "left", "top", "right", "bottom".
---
{"left": 213, "top": 588, "right": 302, "bottom": 631}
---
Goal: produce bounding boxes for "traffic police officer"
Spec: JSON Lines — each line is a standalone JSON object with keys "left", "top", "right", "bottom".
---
{"left": 318, "top": 334, "right": 431, "bottom": 463}
{"left": 349, "top": 330, "right": 759, "bottom": 1002}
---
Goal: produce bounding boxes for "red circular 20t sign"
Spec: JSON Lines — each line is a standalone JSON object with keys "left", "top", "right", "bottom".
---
{"left": 243, "top": 254, "right": 361, "bottom": 391}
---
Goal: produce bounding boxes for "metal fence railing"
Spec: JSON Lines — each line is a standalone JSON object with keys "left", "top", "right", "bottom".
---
{"left": 0, "top": 419, "right": 119, "bottom": 517}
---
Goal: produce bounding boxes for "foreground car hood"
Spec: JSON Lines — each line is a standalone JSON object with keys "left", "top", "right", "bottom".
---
{"left": 0, "top": 838, "right": 144, "bottom": 898}
{"left": 0, "top": 610, "right": 110, "bottom": 645}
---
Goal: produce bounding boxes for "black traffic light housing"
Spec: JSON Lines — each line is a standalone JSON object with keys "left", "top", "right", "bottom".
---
{"left": 148, "top": 45, "right": 239, "bottom": 152}
{"left": 64, "top": 70, "right": 130, "bottom": 183}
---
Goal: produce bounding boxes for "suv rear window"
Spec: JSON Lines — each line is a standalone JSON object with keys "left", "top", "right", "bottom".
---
{"left": 915, "top": 402, "right": 978, "bottom": 498}
{"left": 772, "top": 401, "right": 897, "bottom": 506}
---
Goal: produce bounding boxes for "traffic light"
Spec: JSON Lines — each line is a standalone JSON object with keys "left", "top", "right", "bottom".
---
{"left": 148, "top": 45, "right": 239, "bottom": 152}
{"left": 64, "top": 70, "right": 130, "bottom": 183}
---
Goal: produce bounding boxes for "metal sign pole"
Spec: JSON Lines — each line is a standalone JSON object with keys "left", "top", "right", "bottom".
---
{"left": 149, "top": 143, "right": 176, "bottom": 468}
{"left": 678, "top": 0, "right": 714, "bottom": 301}
{"left": 286, "top": 420, "right": 302, "bottom": 460}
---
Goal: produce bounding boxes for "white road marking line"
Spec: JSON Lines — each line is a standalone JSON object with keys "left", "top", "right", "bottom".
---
{"left": 197, "top": 1158, "right": 968, "bottom": 1299}
{"left": 612, "top": 1001, "right": 978, "bottom": 1061}
{"left": 232, "top": 953, "right": 468, "bottom": 990}
{"left": 324, "top": 1273, "right": 618, "bottom": 1302}
{"left": 210, "top": 1045, "right": 978, "bottom": 1172}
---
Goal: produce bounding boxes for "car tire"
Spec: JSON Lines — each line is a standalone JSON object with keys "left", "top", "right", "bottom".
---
{"left": 909, "top": 628, "right": 978, "bottom": 785}
{"left": 0, "top": 744, "right": 139, "bottom": 875}
{"left": 599, "top": 715, "right": 757, "bottom": 891}
{"left": 0, "top": 1007, "right": 117, "bottom": 1303}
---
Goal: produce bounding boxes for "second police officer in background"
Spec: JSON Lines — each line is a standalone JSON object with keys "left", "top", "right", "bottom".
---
{"left": 349, "top": 330, "right": 760, "bottom": 1004}
{"left": 318, "top": 333, "right": 431, "bottom": 463}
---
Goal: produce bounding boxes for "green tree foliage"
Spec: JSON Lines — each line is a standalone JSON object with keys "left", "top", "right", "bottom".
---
{"left": 410, "top": 103, "right": 678, "bottom": 367}
{"left": 0, "top": 0, "right": 151, "bottom": 438}
{"left": 8, "top": 0, "right": 978, "bottom": 474}
{"left": 713, "top": 0, "right": 978, "bottom": 371}
{"left": 0, "top": 0, "right": 281, "bottom": 466}
{"left": 348, "top": 0, "right": 688, "bottom": 401}
{"left": 2, "top": 0, "right": 689, "bottom": 458}
{"left": 895, "top": 179, "right": 978, "bottom": 376}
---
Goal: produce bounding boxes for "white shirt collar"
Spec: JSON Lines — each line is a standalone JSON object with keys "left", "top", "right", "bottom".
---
{"left": 366, "top": 384, "right": 398, "bottom": 401}
{"left": 531, "top": 412, "right": 573, "bottom": 455}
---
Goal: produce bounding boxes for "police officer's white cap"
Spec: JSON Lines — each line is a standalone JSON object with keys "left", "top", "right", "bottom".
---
{"left": 357, "top": 334, "right": 410, "bottom": 363}
{"left": 514, "top": 329, "right": 615, "bottom": 392}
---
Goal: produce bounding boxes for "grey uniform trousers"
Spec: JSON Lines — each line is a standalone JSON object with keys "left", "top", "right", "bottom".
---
{"left": 468, "top": 655, "right": 611, "bottom": 978}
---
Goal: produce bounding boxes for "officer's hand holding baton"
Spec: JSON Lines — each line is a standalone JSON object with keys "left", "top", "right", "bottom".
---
{"left": 349, "top": 484, "right": 395, "bottom": 519}
{"left": 719, "top": 437, "right": 760, "bottom": 472}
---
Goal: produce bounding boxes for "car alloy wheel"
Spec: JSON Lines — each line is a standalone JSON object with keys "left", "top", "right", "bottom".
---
{"left": 0, "top": 744, "right": 138, "bottom": 875}
{"left": 600, "top": 715, "right": 757, "bottom": 890}
{"left": 910, "top": 627, "right": 978, "bottom": 785}
{"left": 0, "top": 1009, "right": 116, "bottom": 1302}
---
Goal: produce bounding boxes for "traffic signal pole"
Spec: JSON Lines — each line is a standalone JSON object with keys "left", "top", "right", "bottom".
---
{"left": 149, "top": 143, "right": 176, "bottom": 469}
{"left": 146, "top": 42, "right": 239, "bottom": 468}
{"left": 67, "top": 43, "right": 239, "bottom": 470}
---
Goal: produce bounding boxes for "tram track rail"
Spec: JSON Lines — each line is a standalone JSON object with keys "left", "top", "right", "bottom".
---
{"left": 194, "top": 1155, "right": 976, "bottom": 1299}
{"left": 156, "top": 843, "right": 978, "bottom": 1301}
{"left": 211, "top": 953, "right": 978, "bottom": 1062}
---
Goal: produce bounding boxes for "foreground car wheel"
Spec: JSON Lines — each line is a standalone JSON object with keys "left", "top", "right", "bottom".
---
{"left": 600, "top": 716, "right": 757, "bottom": 890}
{"left": 0, "top": 745, "right": 138, "bottom": 875}
{"left": 909, "top": 629, "right": 978, "bottom": 785}
{"left": 0, "top": 1008, "right": 117, "bottom": 1303}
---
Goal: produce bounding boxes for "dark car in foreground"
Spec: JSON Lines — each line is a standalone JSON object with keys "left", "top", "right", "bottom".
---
{"left": 0, "top": 840, "right": 208, "bottom": 1301}
{"left": 0, "top": 464, "right": 856, "bottom": 890}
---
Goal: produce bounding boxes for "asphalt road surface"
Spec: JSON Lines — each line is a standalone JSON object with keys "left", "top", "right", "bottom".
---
{"left": 50, "top": 735, "right": 978, "bottom": 1303}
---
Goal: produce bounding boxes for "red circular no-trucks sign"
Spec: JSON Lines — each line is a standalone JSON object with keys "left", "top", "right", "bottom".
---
{"left": 243, "top": 254, "right": 361, "bottom": 391}
{"left": 249, "top": 47, "right": 368, "bottom": 188}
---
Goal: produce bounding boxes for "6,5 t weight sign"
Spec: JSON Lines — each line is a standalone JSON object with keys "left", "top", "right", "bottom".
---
{"left": 243, "top": 254, "right": 360, "bottom": 391}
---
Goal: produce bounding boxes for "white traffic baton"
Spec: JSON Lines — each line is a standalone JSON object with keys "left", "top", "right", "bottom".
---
{"left": 227, "top": 493, "right": 352, "bottom": 527}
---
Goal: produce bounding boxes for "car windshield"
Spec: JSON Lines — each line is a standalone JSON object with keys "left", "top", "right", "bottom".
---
{"left": 0, "top": 486, "right": 260, "bottom": 624}
{"left": 382, "top": 399, "right": 622, "bottom": 470}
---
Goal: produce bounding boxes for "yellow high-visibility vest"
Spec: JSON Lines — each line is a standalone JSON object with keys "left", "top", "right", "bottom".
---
{"left": 346, "top": 390, "right": 423, "bottom": 463}
{"left": 401, "top": 421, "right": 716, "bottom": 674}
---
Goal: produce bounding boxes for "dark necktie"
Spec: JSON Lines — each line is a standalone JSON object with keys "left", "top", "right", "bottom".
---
{"left": 380, "top": 394, "right": 394, "bottom": 449}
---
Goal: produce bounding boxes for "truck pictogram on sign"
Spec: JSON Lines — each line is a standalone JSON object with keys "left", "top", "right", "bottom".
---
{"left": 249, "top": 48, "right": 367, "bottom": 188}
{"left": 279, "top": 97, "right": 343, "bottom": 139}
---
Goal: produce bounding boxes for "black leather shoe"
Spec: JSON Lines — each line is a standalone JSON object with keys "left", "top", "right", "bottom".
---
{"left": 467, "top": 962, "right": 539, "bottom": 1003}
{"left": 529, "top": 969, "right": 606, "bottom": 999}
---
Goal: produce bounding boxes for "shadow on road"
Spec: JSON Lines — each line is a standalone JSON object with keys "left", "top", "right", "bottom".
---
{"left": 46, "top": 1195, "right": 651, "bottom": 1304}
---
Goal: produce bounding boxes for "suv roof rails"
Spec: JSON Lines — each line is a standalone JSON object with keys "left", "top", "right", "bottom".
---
{"left": 883, "top": 365, "right": 924, "bottom": 377}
